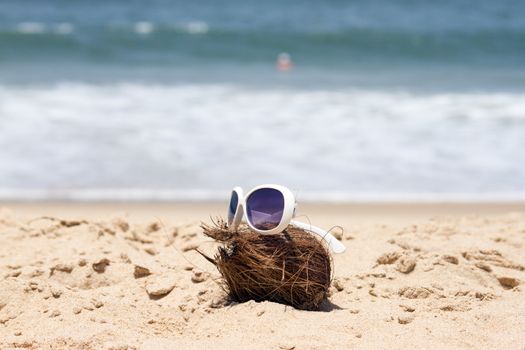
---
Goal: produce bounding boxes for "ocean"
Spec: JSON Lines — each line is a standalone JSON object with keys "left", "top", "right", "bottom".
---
{"left": 1, "top": 0, "right": 524, "bottom": 201}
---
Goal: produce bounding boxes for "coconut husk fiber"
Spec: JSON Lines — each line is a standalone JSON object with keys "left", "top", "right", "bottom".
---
{"left": 200, "top": 219, "right": 332, "bottom": 311}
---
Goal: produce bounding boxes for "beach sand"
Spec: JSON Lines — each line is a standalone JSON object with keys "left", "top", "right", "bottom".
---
{"left": 1, "top": 202, "right": 524, "bottom": 349}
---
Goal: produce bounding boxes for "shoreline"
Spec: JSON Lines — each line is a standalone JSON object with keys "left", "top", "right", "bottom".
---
{"left": 3, "top": 189, "right": 525, "bottom": 203}
{"left": 2, "top": 201, "right": 525, "bottom": 224}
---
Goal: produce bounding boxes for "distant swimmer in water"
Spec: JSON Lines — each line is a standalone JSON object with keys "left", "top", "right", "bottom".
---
{"left": 276, "top": 52, "right": 293, "bottom": 72}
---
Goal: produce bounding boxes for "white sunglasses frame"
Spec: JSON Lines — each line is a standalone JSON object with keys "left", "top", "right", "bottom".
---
{"left": 227, "top": 184, "right": 346, "bottom": 254}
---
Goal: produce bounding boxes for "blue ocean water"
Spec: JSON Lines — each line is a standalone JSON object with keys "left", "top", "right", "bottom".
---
{"left": 0, "top": 0, "right": 524, "bottom": 201}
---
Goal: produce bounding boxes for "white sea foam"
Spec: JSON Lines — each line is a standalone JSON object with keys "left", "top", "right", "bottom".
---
{"left": 0, "top": 83, "right": 524, "bottom": 200}
{"left": 16, "top": 22, "right": 46, "bottom": 34}
{"left": 184, "top": 21, "right": 209, "bottom": 34}
{"left": 134, "top": 21, "right": 154, "bottom": 34}
{"left": 54, "top": 23, "right": 74, "bottom": 35}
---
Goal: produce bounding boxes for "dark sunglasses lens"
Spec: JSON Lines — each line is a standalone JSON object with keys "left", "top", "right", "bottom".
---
{"left": 228, "top": 191, "right": 238, "bottom": 224}
{"left": 246, "top": 188, "right": 284, "bottom": 230}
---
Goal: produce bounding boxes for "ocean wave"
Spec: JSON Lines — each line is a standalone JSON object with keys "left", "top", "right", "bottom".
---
{"left": 1, "top": 83, "right": 524, "bottom": 120}
{"left": 0, "top": 83, "right": 524, "bottom": 196}
{"left": 0, "top": 23, "right": 523, "bottom": 66}
{"left": 134, "top": 21, "right": 154, "bottom": 35}
{"left": 13, "top": 22, "right": 74, "bottom": 35}
{"left": 16, "top": 22, "right": 46, "bottom": 34}
{"left": 132, "top": 21, "right": 209, "bottom": 35}
{"left": 183, "top": 21, "right": 209, "bottom": 34}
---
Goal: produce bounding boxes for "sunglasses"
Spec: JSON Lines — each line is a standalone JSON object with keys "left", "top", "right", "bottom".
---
{"left": 227, "top": 184, "right": 346, "bottom": 254}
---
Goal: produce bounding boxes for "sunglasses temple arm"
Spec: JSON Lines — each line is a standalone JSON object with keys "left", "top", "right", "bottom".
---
{"left": 290, "top": 220, "right": 346, "bottom": 254}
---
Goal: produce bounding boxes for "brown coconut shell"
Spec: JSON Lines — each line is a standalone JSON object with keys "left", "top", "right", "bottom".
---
{"left": 200, "top": 219, "right": 332, "bottom": 311}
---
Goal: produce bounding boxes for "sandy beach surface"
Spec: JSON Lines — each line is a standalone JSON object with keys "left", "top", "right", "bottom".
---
{"left": 1, "top": 202, "right": 524, "bottom": 349}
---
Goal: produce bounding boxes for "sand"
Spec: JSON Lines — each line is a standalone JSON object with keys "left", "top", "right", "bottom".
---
{"left": 1, "top": 202, "right": 524, "bottom": 349}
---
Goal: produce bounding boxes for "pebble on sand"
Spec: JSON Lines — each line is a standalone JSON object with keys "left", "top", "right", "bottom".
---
{"left": 498, "top": 277, "right": 520, "bottom": 289}
{"left": 146, "top": 275, "right": 177, "bottom": 297}
{"left": 134, "top": 265, "right": 152, "bottom": 279}
{"left": 396, "top": 257, "right": 416, "bottom": 274}
{"left": 92, "top": 258, "right": 110, "bottom": 273}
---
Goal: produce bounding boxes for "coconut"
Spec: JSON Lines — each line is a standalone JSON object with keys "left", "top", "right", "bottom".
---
{"left": 199, "top": 219, "right": 332, "bottom": 311}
